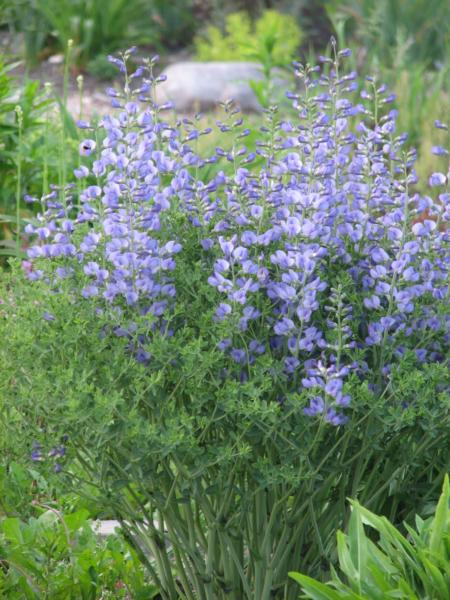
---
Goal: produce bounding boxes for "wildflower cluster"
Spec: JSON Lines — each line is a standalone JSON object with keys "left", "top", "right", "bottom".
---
{"left": 24, "top": 46, "right": 449, "bottom": 428}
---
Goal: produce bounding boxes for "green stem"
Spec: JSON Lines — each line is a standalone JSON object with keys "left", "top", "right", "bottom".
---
{"left": 76, "top": 74, "right": 84, "bottom": 208}
{"left": 43, "top": 82, "right": 52, "bottom": 196}
{"left": 15, "top": 106, "right": 23, "bottom": 254}
{"left": 253, "top": 488, "right": 268, "bottom": 598}
{"left": 59, "top": 39, "right": 72, "bottom": 198}
{"left": 165, "top": 515, "right": 205, "bottom": 599}
{"left": 173, "top": 544, "right": 196, "bottom": 600}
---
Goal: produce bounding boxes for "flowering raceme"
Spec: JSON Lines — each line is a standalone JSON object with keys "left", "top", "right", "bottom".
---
{"left": 24, "top": 46, "right": 449, "bottom": 426}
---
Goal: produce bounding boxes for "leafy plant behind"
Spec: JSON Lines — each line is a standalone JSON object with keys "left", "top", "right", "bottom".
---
{"left": 195, "top": 9, "right": 302, "bottom": 66}
{"left": 0, "top": 56, "right": 81, "bottom": 263}
{"left": 326, "top": 0, "right": 450, "bottom": 69}
{"left": 0, "top": 60, "right": 53, "bottom": 259}
{"left": 195, "top": 9, "right": 302, "bottom": 107}
{"left": 2, "top": 0, "right": 198, "bottom": 68}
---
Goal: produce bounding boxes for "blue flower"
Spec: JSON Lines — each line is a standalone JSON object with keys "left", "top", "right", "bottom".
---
{"left": 79, "top": 139, "right": 96, "bottom": 156}
{"left": 429, "top": 172, "right": 447, "bottom": 187}
{"left": 215, "top": 303, "right": 232, "bottom": 321}
{"left": 304, "top": 396, "right": 325, "bottom": 417}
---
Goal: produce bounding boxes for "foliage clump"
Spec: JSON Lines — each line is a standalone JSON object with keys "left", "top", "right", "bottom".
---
{"left": 195, "top": 9, "right": 302, "bottom": 67}
{"left": 0, "top": 504, "right": 158, "bottom": 598}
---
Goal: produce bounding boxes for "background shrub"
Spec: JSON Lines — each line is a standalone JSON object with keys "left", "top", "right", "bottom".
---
{"left": 0, "top": 0, "right": 198, "bottom": 68}
{"left": 325, "top": 0, "right": 450, "bottom": 69}
{"left": 195, "top": 9, "right": 302, "bottom": 65}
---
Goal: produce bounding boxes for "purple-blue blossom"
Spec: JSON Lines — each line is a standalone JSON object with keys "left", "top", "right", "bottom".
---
{"left": 79, "top": 139, "right": 96, "bottom": 156}
{"left": 429, "top": 172, "right": 447, "bottom": 187}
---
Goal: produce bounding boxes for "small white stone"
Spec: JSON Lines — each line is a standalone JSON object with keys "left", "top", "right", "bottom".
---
{"left": 47, "top": 54, "right": 64, "bottom": 65}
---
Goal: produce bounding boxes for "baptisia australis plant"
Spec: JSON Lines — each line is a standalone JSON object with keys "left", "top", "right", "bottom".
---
{"left": 24, "top": 48, "right": 448, "bottom": 423}
{"left": 3, "top": 43, "right": 449, "bottom": 599}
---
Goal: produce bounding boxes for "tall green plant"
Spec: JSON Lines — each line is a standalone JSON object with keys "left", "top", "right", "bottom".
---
{"left": 290, "top": 475, "right": 450, "bottom": 599}
{"left": 0, "top": 60, "right": 55, "bottom": 259}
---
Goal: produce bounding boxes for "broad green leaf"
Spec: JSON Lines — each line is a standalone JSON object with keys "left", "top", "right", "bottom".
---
{"left": 397, "top": 578, "right": 420, "bottom": 599}
{"left": 1, "top": 517, "right": 24, "bottom": 545}
{"left": 352, "top": 502, "right": 417, "bottom": 567}
{"left": 3, "top": 547, "right": 42, "bottom": 578}
{"left": 289, "top": 572, "right": 351, "bottom": 600}
{"left": 0, "top": 248, "right": 26, "bottom": 257}
{"left": 429, "top": 474, "right": 449, "bottom": 555}
{"left": 336, "top": 530, "right": 359, "bottom": 585}
{"left": 366, "top": 540, "right": 397, "bottom": 576}
{"left": 64, "top": 509, "right": 90, "bottom": 533}
{"left": 420, "top": 556, "right": 449, "bottom": 600}
{"left": 36, "top": 510, "right": 59, "bottom": 530}
{"left": 348, "top": 504, "right": 368, "bottom": 591}
{"left": 0, "top": 214, "right": 29, "bottom": 225}
{"left": 363, "top": 562, "right": 392, "bottom": 596}
{"left": 414, "top": 514, "right": 425, "bottom": 536}
{"left": 404, "top": 523, "right": 421, "bottom": 547}
{"left": 3, "top": 61, "right": 23, "bottom": 74}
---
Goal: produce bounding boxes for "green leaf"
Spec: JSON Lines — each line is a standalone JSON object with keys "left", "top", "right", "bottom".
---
{"left": 364, "top": 562, "right": 393, "bottom": 595}
{"left": 289, "top": 572, "right": 349, "bottom": 600}
{"left": 0, "top": 248, "right": 26, "bottom": 257}
{"left": 1, "top": 517, "right": 24, "bottom": 545}
{"left": 366, "top": 539, "right": 397, "bottom": 576}
{"left": 36, "top": 510, "right": 59, "bottom": 530}
{"left": 429, "top": 474, "right": 449, "bottom": 555}
{"left": 347, "top": 504, "right": 368, "bottom": 591}
{"left": 397, "top": 578, "right": 420, "bottom": 599}
{"left": 64, "top": 509, "right": 90, "bottom": 533}
{"left": 0, "top": 214, "right": 28, "bottom": 224}
{"left": 55, "top": 96, "right": 78, "bottom": 140}
{"left": 420, "top": 555, "right": 449, "bottom": 599}
{"left": 351, "top": 502, "right": 417, "bottom": 567}
{"left": 336, "top": 530, "right": 359, "bottom": 584}
{"left": 111, "top": 478, "right": 129, "bottom": 491}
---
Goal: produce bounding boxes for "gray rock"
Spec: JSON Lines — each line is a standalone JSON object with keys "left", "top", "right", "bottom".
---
{"left": 94, "top": 519, "right": 121, "bottom": 537}
{"left": 94, "top": 519, "right": 170, "bottom": 558}
{"left": 156, "top": 61, "right": 280, "bottom": 113}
